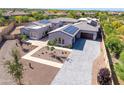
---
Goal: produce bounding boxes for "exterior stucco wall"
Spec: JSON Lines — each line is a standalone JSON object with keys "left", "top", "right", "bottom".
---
{"left": 49, "top": 31, "right": 73, "bottom": 46}
{"left": 51, "top": 21, "right": 63, "bottom": 30}
{"left": 21, "top": 25, "right": 50, "bottom": 40}
{"left": 20, "top": 28, "right": 30, "bottom": 36}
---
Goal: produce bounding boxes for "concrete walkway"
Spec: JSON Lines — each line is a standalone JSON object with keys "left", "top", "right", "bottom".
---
{"left": 51, "top": 39, "right": 100, "bottom": 85}
{"left": 22, "top": 40, "right": 71, "bottom": 68}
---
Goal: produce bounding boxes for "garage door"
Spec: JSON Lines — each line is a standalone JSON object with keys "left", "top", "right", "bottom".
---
{"left": 80, "top": 33, "right": 93, "bottom": 40}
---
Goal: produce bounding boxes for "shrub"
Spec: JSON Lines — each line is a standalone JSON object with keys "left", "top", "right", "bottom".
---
{"left": 20, "top": 35, "right": 28, "bottom": 41}
{"left": 65, "top": 45, "right": 72, "bottom": 49}
{"left": 47, "top": 40, "right": 56, "bottom": 46}
{"left": 106, "top": 35, "right": 124, "bottom": 56}
{"left": 114, "top": 62, "right": 124, "bottom": 80}
{"left": 51, "top": 46, "right": 55, "bottom": 51}
{"left": 117, "top": 25, "right": 124, "bottom": 35}
{"left": 97, "top": 68, "right": 112, "bottom": 85}
{"left": 6, "top": 49, "right": 23, "bottom": 84}
{"left": 46, "top": 46, "right": 50, "bottom": 50}
{"left": 119, "top": 51, "right": 124, "bottom": 63}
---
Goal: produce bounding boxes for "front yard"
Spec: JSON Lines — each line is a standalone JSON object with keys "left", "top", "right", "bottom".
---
{"left": 32, "top": 46, "right": 70, "bottom": 63}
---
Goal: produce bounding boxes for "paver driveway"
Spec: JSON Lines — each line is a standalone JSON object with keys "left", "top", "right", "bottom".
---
{"left": 51, "top": 39, "right": 100, "bottom": 85}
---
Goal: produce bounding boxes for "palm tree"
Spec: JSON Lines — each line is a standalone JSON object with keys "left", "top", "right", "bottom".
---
{"left": 6, "top": 49, "right": 23, "bottom": 85}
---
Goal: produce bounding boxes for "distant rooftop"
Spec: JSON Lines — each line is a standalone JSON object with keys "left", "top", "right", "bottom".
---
{"left": 38, "top": 19, "right": 50, "bottom": 24}
{"left": 49, "top": 17, "right": 78, "bottom": 23}
{"left": 24, "top": 19, "right": 51, "bottom": 30}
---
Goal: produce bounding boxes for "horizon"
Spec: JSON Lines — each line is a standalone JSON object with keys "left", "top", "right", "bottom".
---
{"left": 2, "top": 8, "right": 124, "bottom": 12}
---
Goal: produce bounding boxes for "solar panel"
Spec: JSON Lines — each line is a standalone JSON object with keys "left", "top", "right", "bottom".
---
{"left": 39, "top": 19, "right": 50, "bottom": 24}
{"left": 63, "top": 25, "right": 79, "bottom": 35}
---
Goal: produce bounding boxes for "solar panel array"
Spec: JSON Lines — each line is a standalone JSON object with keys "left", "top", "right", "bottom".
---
{"left": 63, "top": 25, "right": 79, "bottom": 35}
{"left": 39, "top": 19, "right": 50, "bottom": 24}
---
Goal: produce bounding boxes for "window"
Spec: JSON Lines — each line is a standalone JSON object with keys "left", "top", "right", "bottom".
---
{"left": 58, "top": 38, "right": 61, "bottom": 44}
{"left": 62, "top": 39, "right": 64, "bottom": 44}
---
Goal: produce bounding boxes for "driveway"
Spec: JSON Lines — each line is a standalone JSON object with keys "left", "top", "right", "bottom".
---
{"left": 51, "top": 39, "right": 100, "bottom": 85}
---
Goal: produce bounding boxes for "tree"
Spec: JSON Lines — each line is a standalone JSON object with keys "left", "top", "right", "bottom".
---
{"left": 67, "top": 10, "right": 77, "bottom": 18}
{"left": 6, "top": 49, "right": 23, "bottom": 84}
{"left": 98, "top": 12, "right": 108, "bottom": 22}
{"left": 112, "top": 21, "right": 123, "bottom": 29}
{"left": 103, "top": 22, "right": 116, "bottom": 35}
{"left": 119, "top": 51, "right": 124, "bottom": 63}
{"left": 97, "top": 68, "right": 112, "bottom": 85}
{"left": 117, "top": 25, "right": 124, "bottom": 35}
{"left": 106, "top": 35, "right": 124, "bottom": 56}
{"left": 22, "top": 16, "right": 29, "bottom": 22}
{"left": 28, "top": 17, "right": 36, "bottom": 22}
{"left": 15, "top": 16, "right": 23, "bottom": 24}
{"left": 31, "top": 12, "right": 44, "bottom": 20}
{"left": 0, "top": 17, "right": 6, "bottom": 26}
{"left": 114, "top": 62, "right": 124, "bottom": 81}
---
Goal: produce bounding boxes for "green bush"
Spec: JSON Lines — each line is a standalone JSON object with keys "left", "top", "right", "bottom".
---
{"left": 119, "top": 51, "right": 124, "bottom": 63}
{"left": 47, "top": 40, "right": 56, "bottom": 46}
{"left": 51, "top": 46, "right": 55, "bottom": 51}
{"left": 20, "top": 35, "right": 28, "bottom": 41}
{"left": 114, "top": 62, "right": 124, "bottom": 81}
{"left": 65, "top": 45, "right": 72, "bottom": 49}
{"left": 106, "top": 35, "right": 124, "bottom": 55}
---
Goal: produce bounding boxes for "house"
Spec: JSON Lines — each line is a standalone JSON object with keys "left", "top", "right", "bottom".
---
{"left": 20, "top": 19, "right": 52, "bottom": 40}
{"left": 84, "top": 12, "right": 96, "bottom": 15}
{"left": 49, "top": 24, "right": 79, "bottom": 47}
{"left": 3, "top": 11, "right": 30, "bottom": 17}
{"left": 20, "top": 18, "right": 78, "bottom": 40}
{"left": 49, "top": 19, "right": 63, "bottom": 30}
{"left": 49, "top": 19, "right": 100, "bottom": 47}
{"left": 50, "top": 18, "right": 78, "bottom": 25}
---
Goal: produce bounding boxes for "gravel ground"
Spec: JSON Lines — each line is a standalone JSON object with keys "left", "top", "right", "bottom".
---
{"left": 32, "top": 46, "right": 70, "bottom": 63}
{"left": 21, "top": 59, "right": 60, "bottom": 85}
{"left": 0, "top": 40, "right": 21, "bottom": 84}
{"left": 91, "top": 52, "right": 106, "bottom": 85}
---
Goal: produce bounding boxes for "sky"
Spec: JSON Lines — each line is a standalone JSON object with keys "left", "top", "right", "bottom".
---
{"left": 0, "top": 0, "right": 124, "bottom": 11}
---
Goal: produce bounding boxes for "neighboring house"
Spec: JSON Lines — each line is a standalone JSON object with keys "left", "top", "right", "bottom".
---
{"left": 49, "top": 19, "right": 100, "bottom": 47}
{"left": 84, "top": 12, "right": 96, "bottom": 15}
{"left": 3, "top": 11, "right": 30, "bottom": 17}
{"left": 49, "top": 19, "right": 63, "bottom": 30}
{"left": 20, "top": 19, "right": 52, "bottom": 40}
{"left": 50, "top": 18, "right": 78, "bottom": 25}
{"left": 20, "top": 18, "right": 78, "bottom": 40}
